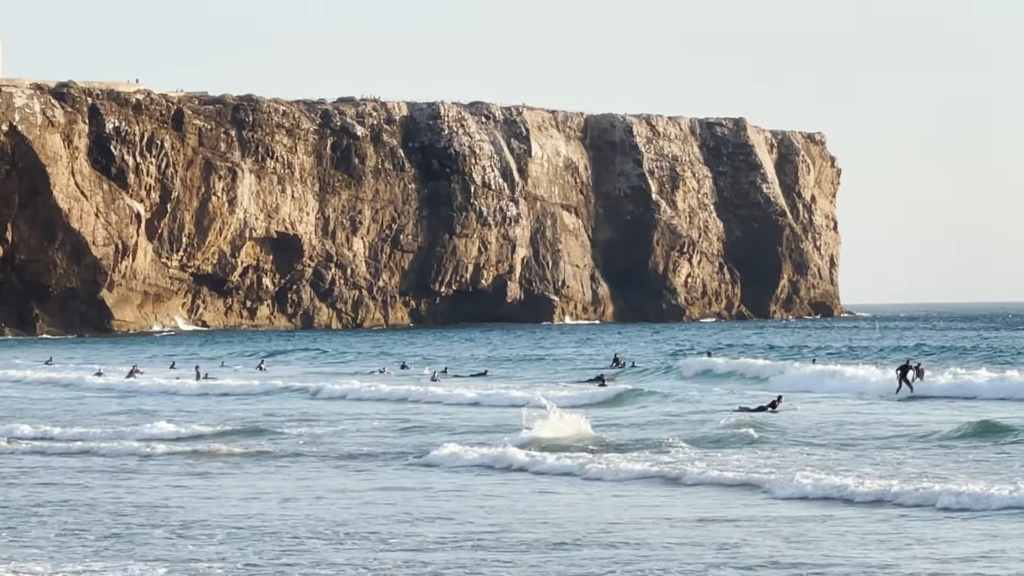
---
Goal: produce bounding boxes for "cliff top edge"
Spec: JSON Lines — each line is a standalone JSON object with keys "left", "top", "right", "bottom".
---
{"left": 0, "top": 78, "right": 826, "bottom": 139}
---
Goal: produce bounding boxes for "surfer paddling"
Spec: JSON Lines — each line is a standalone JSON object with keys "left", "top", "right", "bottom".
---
{"left": 736, "top": 395, "right": 783, "bottom": 413}
{"left": 583, "top": 374, "right": 613, "bottom": 387}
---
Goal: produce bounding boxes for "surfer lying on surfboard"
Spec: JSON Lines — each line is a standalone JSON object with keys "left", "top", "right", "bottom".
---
{"left": 583, "top": 374, "right": 616, "bottom": 387}
{"left": 735, "top": 395, "right": 783, "bottom": 413}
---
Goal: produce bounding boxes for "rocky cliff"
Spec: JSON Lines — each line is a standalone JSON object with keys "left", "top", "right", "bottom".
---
{"left": 0, "top": 82, "right": 844, "bottom": 335}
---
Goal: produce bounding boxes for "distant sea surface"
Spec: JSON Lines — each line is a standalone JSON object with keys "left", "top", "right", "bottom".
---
{"left": 2, "top": 303, "right": 1023, "bottom": 575}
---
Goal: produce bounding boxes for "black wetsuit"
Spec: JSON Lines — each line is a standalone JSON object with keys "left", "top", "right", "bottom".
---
{"left": 738, "top": 398, "right": 780, "bottom": 412}
{"left": 751, "top": 399, "right": 780, "bottom": 412}
{"left": 896, "top": 363, "right": 914, "bottom": 394}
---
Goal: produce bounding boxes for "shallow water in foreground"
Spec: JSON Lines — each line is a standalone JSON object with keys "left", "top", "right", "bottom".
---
{"left": 1, "top": 303, "right": 1023, "bottom": 575}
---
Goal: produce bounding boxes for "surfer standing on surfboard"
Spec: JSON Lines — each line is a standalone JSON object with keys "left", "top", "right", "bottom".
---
{"left": 895, "top": 360, "right": 915, "bottom": 394}
{"left": 736, "top": 395, "right": 783, "bottom": 413}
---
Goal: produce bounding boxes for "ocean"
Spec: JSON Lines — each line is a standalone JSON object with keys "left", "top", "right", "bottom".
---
{"left": 1, "top": 303, "right": 1022, "bottom": 575}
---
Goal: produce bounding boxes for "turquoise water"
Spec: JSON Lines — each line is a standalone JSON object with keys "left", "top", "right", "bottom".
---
{"left": 1, "top": 303, "right": 1023, "bottom": 575}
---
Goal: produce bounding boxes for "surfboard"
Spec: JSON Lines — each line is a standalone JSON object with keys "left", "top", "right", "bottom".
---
{"left": 732, "top": 408, "right": 778, "bottom": 413}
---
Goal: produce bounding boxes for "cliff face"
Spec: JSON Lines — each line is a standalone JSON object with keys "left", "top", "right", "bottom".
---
{"left": 0, "top": 83, "right": 843, "bottom": 335}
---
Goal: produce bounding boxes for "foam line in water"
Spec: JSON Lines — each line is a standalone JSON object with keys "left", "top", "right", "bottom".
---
{"left": 678, "top": 357, "right": 1024, "bottom": 400}
{"left": 420, "top": 444, "right": 1024, "bottom": 511}
{"left": 0, "top": 439, "right": 262, "bottom": 457}
{"left": 0, "top": 421, "right": 232, "bottom": 441}
{"left": 312, "top": 381, "right": 631, "bottom": 408}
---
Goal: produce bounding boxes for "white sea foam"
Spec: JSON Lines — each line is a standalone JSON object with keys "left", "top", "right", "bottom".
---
{"left": 173, "top": 317, "right": 208, "bottom": 331}
{"left": 0, "top": 438, "right": 255, "bottom": 457}
{"left": 0, "top": 421, "right": 226, "bottom": 441}
{"left": 515, "top": 398, "right": 594, "bottom": 444}
{"left": 678, "top": 356, "right": 1024, "bottom": 401}
{"left": 420, "top": 444, "right": 1024, "bottom": 511}
{"left": 312, "top": 381, "right": 631, "bottom": 408}
{"left": 563, "top": 316, "right": 600, "bottom": 324}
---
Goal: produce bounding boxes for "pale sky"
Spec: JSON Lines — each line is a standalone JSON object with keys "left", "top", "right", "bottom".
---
{"left": 3, "top": 0, "right": 1022, "bottom": 304}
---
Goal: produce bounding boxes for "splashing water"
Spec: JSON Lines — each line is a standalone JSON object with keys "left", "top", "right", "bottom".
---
{"left": 516, "top": 397, "right": 595, "bottom": 444}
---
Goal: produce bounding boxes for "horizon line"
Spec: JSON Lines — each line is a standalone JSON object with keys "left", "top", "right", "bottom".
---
{"left": 846, "top": 300, "right": 1024, "bottom": 307}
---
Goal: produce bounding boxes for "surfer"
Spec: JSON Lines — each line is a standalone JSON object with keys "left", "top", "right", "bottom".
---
{"left": 44, "top": 357, "right": 54, "bottom": 366}
{"left": 125, "top": 365, "right": 142, "bottom": 379}
{"left": 372, "top": 367, "right": 390, "bottom": 375}
{"left": 912, "top": 362, "right": 925, "bottom": 383}
{"left": 454, "top": 370, "right": 489, "bottom": 378}
{"left": 610, "top": 354, "right": 625, "bottom": 369}
{"left": 706, "top": 351, "right": 712, "bottom": 358}
{"left": 93, "top": 368, "right": 105, "bottom": 377}
{"left": 169, "top": 361, "right": 176, "bottom": 370}
{"left": 736, "top": 395, "right": 783, "bottom": 413}
{"left": 202, "top": 373, "right": 216, "bottom": 380}
{"left": 221, "top": 361, "right": 227, "bottom": 368}
{"left": 194, "top": 365, "right": 202, "bottom": 381}
{"left": 895, "top": 360, "right": 914, "bottom": 394}
{"left": 583, "top": 374, "right": 610, "bottom": 387}
{"left": 256, "top": 359, "right": 267, "bottom": 372}
{"left": 429, "top": 371, "right": 441, "bottom": 382}
{"left": 441, "top": 367, "right": 449, "bottom": 375}
{"left": 400, "top": 361, "right": 411, "bottom": 371}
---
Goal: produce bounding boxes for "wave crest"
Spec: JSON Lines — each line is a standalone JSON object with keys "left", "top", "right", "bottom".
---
{"left": 678, "top": 357, "right": 1024, "bottom": 401}
{"left": 419, "top": 443, "right": 1024, "bottom": 511}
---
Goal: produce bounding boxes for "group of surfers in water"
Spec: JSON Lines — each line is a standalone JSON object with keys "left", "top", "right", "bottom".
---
{"left": 42, "top": 358, "right": 272, "bottom": 380}
{"left": 42, "top": 353, "right": 927, "bottom": 409}
{"left": 44, "top": 356, "right": 492, "bottom": 381}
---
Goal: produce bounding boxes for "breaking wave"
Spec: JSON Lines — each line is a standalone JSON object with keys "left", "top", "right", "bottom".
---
{"left": 419, "top": 443, "right": 1024, "bottom": 511}
{"left": 678, "top": 356, "right": 1024, "bottom": 401}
